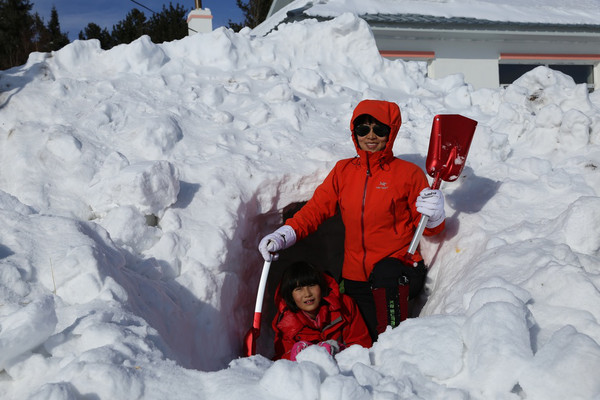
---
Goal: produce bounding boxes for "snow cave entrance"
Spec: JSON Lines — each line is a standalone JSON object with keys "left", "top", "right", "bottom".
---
{"left": 270, "top": 201, "right": 345, "bottom": 284}
{"left": 257, "top": 201, "right": 346, "bottom": 356}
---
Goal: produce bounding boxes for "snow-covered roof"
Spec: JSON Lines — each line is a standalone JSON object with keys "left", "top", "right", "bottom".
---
{"left": 365, "top": 14, "right": 600, "bottom": 33}
{"left": 263, "top": 0, "right": 600, "bottom": 35}
{"left": 284, "top": 11, "right": 600, "bottom": 33}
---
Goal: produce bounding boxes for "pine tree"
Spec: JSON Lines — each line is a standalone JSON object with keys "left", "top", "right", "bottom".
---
{"left": 147, "top": 2, "right": 187, "bottom": 44}
{"left": 0, "top": 0, "right": 35, "bottom": 69}
{"left": 79, "top": 23, "right": 114, "bottom": 50}
{"left": 78, "top": 3, "right": 188, "bottom": 49}
{"left": 111, "top": 8, "right": 147, "bottom": 45}
{"left": 0, "top": 0, "right": 70, "bottom": 70}
{"left": 46, "top": 6, "right": 69, "bottom": 50}
{"left": 229, "top": 0, "right": 273, "bottom": 31}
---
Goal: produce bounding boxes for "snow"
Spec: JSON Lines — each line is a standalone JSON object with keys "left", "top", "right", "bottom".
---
{"left": 1, "top": 7, "right": 600, "bottom": 400}
{"left": 256, "top": 0, "right": 600, "bottom": 36}
{"left": 307, "top": 0, "right": 600, "bottom": 24}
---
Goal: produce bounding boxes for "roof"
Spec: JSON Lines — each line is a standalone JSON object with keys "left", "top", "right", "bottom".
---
{"left": 264, "top": 0, "right": 600, "bottom": 36}
{"left": 282, "top": 6, "right": 600, "bottom": 34}
{"left": 363, "top": 13, "right": 600, "bottom": 33}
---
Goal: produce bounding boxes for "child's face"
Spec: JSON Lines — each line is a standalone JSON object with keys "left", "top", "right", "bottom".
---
{"left": 292, "top": 283, "right": 322, "bottom": 318}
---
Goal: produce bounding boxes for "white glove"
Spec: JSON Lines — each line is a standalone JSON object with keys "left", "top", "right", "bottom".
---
{"left": 258, "top": 225, "right": 297, "bottom": 261}
{"left": 416, "top": 188, "right": 445, "bottom": 228}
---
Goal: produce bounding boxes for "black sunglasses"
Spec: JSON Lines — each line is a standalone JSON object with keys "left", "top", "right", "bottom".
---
{"left": 354, "top": 124, "right": 391, "bottom": 138}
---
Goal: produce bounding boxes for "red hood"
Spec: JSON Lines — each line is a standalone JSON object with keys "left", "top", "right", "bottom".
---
{"left": 349, "top": 99, "right": 402, "bottom": 166}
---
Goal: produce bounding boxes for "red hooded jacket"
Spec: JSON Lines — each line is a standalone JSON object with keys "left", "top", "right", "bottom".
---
{"left": 272, "top": 274, "right": 372, "bottom": 360}
{"left": 286, "top": 100, "right": 444, "bottom": 282}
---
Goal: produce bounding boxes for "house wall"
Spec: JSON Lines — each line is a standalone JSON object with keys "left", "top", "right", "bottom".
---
{"left": 429, "top": 58, "right": 500, "bottom": 89}
{"left": 428, "top": 39, "right": 501, "bottom": 89}
{"left": 373, "top": 27, "right": 600, "bottom": 91}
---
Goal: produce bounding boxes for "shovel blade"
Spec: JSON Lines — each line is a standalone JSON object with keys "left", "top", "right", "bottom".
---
{"left": 426, "top": 114, "right": 478, "bottom": 183}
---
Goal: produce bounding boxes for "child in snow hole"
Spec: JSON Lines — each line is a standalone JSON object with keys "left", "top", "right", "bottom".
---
{"left": 272, "top": 261, "right": 372, "bottom": 360}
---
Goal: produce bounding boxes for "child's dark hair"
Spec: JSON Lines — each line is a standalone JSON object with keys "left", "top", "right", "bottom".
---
{"left": 280, "top": 261, "right": 328, "bottom": 312}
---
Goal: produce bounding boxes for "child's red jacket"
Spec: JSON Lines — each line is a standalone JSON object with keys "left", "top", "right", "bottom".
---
{"left": 272, "top": 274, "right": 372, "bottom": 360}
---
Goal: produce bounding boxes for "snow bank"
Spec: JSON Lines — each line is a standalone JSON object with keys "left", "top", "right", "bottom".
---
{"left": 0, "top": 11, "right": 599, "bottom": 400}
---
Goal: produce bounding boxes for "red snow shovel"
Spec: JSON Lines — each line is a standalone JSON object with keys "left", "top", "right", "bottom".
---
{"left": 406, "top": 114, "right": 478, "bottom": 259}
{"left": 243, "top": 259, "right": 272, "bottom": 357}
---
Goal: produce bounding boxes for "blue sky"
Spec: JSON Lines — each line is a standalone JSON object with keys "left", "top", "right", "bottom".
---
{"left": 31, "top": 0, "right": 245, "bottom": 40}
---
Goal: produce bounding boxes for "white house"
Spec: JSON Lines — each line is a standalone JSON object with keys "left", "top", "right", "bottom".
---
{"left": 266, "top": 0, "right": 600, "bottom": 91}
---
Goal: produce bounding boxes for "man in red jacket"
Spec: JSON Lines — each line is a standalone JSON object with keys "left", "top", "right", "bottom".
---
{"left": 259, "top": 99, "right": 446, "bottom": 341}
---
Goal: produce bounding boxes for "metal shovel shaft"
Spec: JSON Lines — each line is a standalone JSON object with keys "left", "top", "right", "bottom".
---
{"left": 407, "top": 174, "right": 441, "bottom": 256}
{"left": 253, "top": 259, "right": 272, "bottom": 322}
{"left": 243, "top": 259, "right": 271, "bottom": 356}
{"left": 407, "top": 214, "right": 429, "bottom": 256}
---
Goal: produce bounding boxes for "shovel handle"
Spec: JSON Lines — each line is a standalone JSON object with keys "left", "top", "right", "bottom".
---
{"left": 252, "top": 259, "right": 272, "bottom": 329}
{"left": 407, "top": 174, "right": 442, "bottom": 256}
{"left": 408, "top": 214, "right": 429, "bottom": 256}
{"left": 244, "top": 258, "right": 272, "bottom": 356}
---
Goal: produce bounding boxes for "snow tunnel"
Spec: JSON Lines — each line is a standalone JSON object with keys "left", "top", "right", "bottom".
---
{"left": 253, "top": 201, "right": 346, "bottom": 357}
{"left": 270, "top": 201, "right": 345, "bottom": 283}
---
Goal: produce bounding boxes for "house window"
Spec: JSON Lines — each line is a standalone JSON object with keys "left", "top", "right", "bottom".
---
{"left": 549, "top": 65, "right": 594, "bottom": 86}
{"left": 499, "top": 54, "right": 598, "bottom": 92}
{"left": 499, "top": 64, "right": 594, "bottom": 89}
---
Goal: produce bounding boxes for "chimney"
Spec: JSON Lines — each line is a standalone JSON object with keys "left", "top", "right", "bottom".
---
{"left": 188, "top": 1, "right": 212, "bottom": 34}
